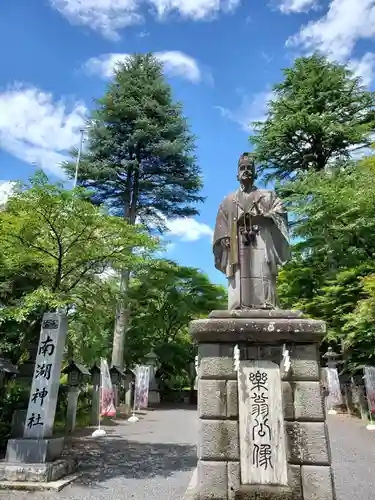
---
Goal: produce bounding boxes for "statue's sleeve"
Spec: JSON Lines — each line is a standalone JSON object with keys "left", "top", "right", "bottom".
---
{"left": 213, "top": 201, "right": 230, "bottom": 274}
{"left": 266, "top": 192, "right": 290, "bottom": 265}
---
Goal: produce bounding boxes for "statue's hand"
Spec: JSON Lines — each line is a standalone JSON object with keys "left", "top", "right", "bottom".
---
{"left": 252, "top": 201, "right": 264, "bottom": 216}
{"left": 221, "top": 237, "right": 230, "bottom": 248}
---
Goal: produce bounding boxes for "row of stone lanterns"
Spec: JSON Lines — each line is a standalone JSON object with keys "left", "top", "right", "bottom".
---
{"left": 62, "top": 361, "right": 136, "bottom": 431}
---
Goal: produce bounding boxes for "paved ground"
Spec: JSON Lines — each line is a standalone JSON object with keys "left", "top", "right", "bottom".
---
{"left": 1, "top": 406, "right": 197, "bottom": 500}
{"left": 329, "top": 414, "right": 375, "bottom": 500}
{"left": 1, "top": 409, "right": 375, "bottom": 500}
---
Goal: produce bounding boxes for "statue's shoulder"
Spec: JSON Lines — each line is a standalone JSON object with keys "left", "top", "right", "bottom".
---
{"left": 221, "top": 191, "right": 237, "bottom": 209}
{"left": 222, "top": 191, "right": 237, "bottom": 202}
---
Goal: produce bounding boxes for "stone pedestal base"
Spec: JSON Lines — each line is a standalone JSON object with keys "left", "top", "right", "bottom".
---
{"left": 10, "top": 410, "right": 27, "bottom": 438}
{"left": 188, "top": 309, "right": 336, "bottom": 500}
{"left": 6, "top": 437, "right": 64, "bottom": 464}
{"left": 0, "top": 457, "right": 77, "bottom": 483}
{"left": 148, "top": 390, "right": 160, "bottom": 406}
{"left": 236, "top": 485, "right": 293, "bottom": 500}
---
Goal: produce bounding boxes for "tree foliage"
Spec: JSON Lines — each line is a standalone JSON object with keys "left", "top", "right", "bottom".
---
{"left": 66, "top": 277, "right": 120, "bottom": 365}
{"left": 125, "top": 260, "right": 227, "bottom": 382}
{"left": 277, "top": 156, "right": 375, "bottom": 370}
{"left": 64, "top": 53, "right": 203, "bottom": 226}
{"left": 251, "top": 54, "right": 375, "bottom": 182}
{"left": 0, "top": 173, "right": 155, "bottom": 363}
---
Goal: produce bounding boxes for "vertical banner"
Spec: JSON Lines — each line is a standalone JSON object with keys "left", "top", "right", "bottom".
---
{"left": 134, "top": 365, "right": 150, "bottom": 409}
{"left": 100, "top": 359, "right": 116, "bottom": 417}
{"left": 364, "top": 366, "right": 375, "bottom": 414}
{"left": 325, "top": 367, "right": 342, "bottom": 409}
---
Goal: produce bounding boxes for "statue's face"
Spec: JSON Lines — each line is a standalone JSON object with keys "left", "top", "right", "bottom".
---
{"left": 237, "top": 160, "right": 254, "bottom": 184}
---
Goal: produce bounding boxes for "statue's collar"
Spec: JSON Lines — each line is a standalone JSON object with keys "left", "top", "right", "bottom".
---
{"left": 239, "top": 184, "right": 258, "bottom": 193}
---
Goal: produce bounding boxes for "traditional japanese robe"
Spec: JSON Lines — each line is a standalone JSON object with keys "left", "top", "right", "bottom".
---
{"left": 213, "top": 186, "right": 290, "bottom": 310}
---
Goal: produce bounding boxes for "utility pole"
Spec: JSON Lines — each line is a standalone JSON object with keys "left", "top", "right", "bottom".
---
{"left": 73, "top": 129, "right": 85, "bottom": 189}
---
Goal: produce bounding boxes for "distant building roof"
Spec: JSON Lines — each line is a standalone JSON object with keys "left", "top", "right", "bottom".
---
{"left": 62, "top": 360, "right": 91, "bottom": 376}
{"left": 0, "top": 357, "right": 19, "bottom": 375}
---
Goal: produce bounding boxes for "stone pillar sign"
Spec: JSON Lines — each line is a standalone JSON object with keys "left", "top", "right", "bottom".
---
{"left": 238, "top": 361, "right": 288, "bottom": 486}
{"left": 1, "top": 312, "right": 78, "bottom": 486}
{"left": 24, "top": 313, "right": 67, "bottom": 438}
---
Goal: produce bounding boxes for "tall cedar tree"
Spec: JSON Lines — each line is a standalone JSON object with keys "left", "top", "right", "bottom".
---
{"left": 64, "top": 54, "right": 203, "bottom": 368}
{"left": 250, "top": 54, "right": 375, "bottom": 182}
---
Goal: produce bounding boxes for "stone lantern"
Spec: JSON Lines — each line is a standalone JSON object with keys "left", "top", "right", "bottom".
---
{"left": 62, "top": 360, "right": 90, "bottom": 433}
{"left": 322, "top": 347, "right": 343, "bottom": 414}
{"left": 0, "top": 357, "right": 18, "bottom": 390}
{"left": 145, "top": 351, "right": 160, "bottom": 406}
{"left": 90, "top": 363, "right": 101, "bottom": 425}
{"left": 123, "top": 368, "right": 136, "bottom": 413}
{"left": 63, "top": 360, "right": 90, "bottom": 387}
{"left": 110, "top": 365, "right": 124, "bottom": 409}
{"left": 322, "top": 347, "right": 340, "bottom": 369}
{"left": 0, "top": 358, "right": 22, "bottom": 439}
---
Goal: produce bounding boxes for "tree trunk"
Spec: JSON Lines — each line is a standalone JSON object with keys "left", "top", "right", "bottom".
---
{"left": 112, "top": 158, "right": 140, "bottom": 370}
{"left": 111, "top": 268, "right": 130, "bottom": 369}
{"left": 110, "top": 159, "right": 140, "bottom": 370}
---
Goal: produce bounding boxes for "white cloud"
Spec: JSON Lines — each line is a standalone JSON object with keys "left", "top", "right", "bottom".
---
{"left": 0, "top": 181, "right": 16, "bottom": 208}
{"left": 216, "top": 90, "right": 274, "bottom": 132}
{"left": 166, "top": 217, "right": 213, "bottom": 241}
{"left": 278, "top": 0, "right": 318, "bottom": 13}
{"left": 165, "top": 242, "right": 176, "bottom": 252}
{"left": 348, "top": 52, "right": 375, "bottom": 86}
{"left": 49, "top": 0, "right": 240, "bottom": 40}
{"left": 85, "top": 51, "right": 204, "bottom": 83}
{"left": 287, "top": 0, "right": 375, "bottom": 63}
{"left": 0, "top": 84, "right": 86, "bottom": 177}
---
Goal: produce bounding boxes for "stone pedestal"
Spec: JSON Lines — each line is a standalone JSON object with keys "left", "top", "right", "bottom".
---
{"left": 6, "top": 437, "right": 64, "bottom": 463}
{"left": 91, "top": 367, "right": 100, "bottom": 426}
{"left": 124, "top": 376, "right": 134, "bottom": 414}
{"left": 148, "top": 390, "right": 161, "bottom": 406}
{"left": 66, "top": 387, "right": 80, "bottom": 434}
{"left": 188, "top": 309, "right": 336, "bottom": 500}
{"left": 145, "top": 351, "right": 160, "bottom": 407}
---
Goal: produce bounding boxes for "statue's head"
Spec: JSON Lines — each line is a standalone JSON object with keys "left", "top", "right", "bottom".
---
{"left": 237, "top": 152, "right": 255, "bottom": 187}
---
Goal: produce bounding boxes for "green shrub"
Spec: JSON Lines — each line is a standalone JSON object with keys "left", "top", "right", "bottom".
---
{"left": 0, "top": 382, "right": 29, "bottom": 452}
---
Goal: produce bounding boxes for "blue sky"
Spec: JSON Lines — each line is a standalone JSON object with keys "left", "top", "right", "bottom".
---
{"left": 1, "top": 0, "right": 374, "bottom": 286}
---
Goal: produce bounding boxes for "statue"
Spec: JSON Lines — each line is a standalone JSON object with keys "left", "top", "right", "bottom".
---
{"left": 213, "top": 153, "right": 290, "bottom": 310}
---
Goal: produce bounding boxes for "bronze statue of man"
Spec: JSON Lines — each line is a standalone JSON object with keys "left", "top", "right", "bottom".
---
{"left": 213, "top": 153, "right": 290, "bottom": 310}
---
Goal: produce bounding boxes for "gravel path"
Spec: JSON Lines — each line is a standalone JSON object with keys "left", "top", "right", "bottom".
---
{"left": 1, "top": 410, "right": 375, "bottom": 500}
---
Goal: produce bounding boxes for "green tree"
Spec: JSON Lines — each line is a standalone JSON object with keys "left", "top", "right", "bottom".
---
{"left": 277, "top": 156, "right": 375, "bottom": 370}
{"left": 125, "top": 260, "right": 226, "bottom": 383}
{"left": 251, "top": 54, "right": 375, "bottom": 182}
{"left": 0, "top": 172, "right": 155, "bottom": 363}
{"left": 67, "top": 276, "right": 120, "bottom": 365}
{"left": 344, "top": 274, "right": 375, "bottom": 371}
{"left": 64, "top": 53, "right": 204, "bottom": 368}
